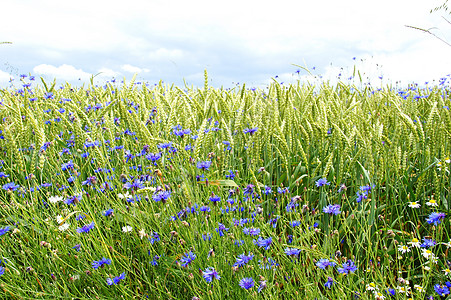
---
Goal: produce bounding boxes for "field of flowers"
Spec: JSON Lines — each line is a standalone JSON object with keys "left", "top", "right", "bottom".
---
{"left": 0, "top": 72, "right": 449, "bottom": 299}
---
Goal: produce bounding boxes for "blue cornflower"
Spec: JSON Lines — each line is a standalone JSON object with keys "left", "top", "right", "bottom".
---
{"left": 92, "top": 257, "right": 112, "bottom": 269}
{"left": 316, "top": 259, "right": 336, "bottom": 270}
{"left": 146, "top": 152, "right": 162, "bottom": 163}
{"left": 61, "top": 160, "right": 74, "bottom": 171}
{"left": 323, "top": 204, "right": 341, "bottom": 215}
{"left": 235, "top": 240, "right": 245, "bottom": 246}
{"left": 290, "top": 220, "right": 301, "bottom": 227}
{"left": 277, "top": 187, "right": 289, "bottom": 194}
{"left": 239, "top": 277, "right": 255, "bottom": 289}
{"left": 324, "top": 277, "right": 334, "bottom": 289}
{"left": 360, "top": 184, "right": 375, "bottom": 193}
{"left": 82, "top": 176, "right": 97, "bottom": 186}
{"left": 84, "top": 141, "right": 99, "bottom": 148}
{"left": 434, "top": 284, "right": 450, "bottom": 297}
{"left": 0, "top": 266, "right": 4, "bottom": 276}
{"left": 225, "top": 170, "right": 235, "bottom": 180}
{"left": 149, "top": 232, "right": 160, "bottom": 244}
{"left": 197, "top": 161, "right": 212, "bottom": 171}
{"left": 420, "top": 237, "right": 437, "bottom": 248}
{"left": 257, "top": 280, "right": 267, "bottom": 293}
{"left": 76, "top": 222, "right": 95, "bottom": 234}
{"left": 243, "top": 227, "right": 260, "bottom": 236}
{"left": 157, "top": 142, "right": 172, "bottom": 149}
{"left": 268, "top": 217, "right": 278, "bottom": 228}
{"left": 286, "top": 201, "right": 298, "bottom": 212}
{"left": 72, "top": 244, "right": 81, "bottom": 252}
{"left": 216, "top": 223, "right": 229, "bottom": 237}
{"left": 64, "top": 194, "right": 82, "bottom": 206}
{"left": 385, "top": 288, "right": 396, "bottom": 296}
{"left": 263, "top": 186, "right": 272, "bottom": 195}
{"left": 44, "top": 92, "right": 54, "bottom": 100}
{"left": 243, "top": 184, "right": 254, "bottom": 196}
{"left": 0, "top": 172, "right": 9, "bottom": 178}
{"left": 315, "top": 178, "right": 330, "bottom": 187}
{"left": 180, "top": 251, "right": 196, "bottom": 267}
{"left": 337, "top": 259, "right": 357, "bottom": 275}
{"left": 284, "top": 248, "right": 301, "bottom": 257}
{"left": 0, "top": 226, "right": 10, "bottom": 236}
{"left": 233, "top": 253, "right": 254, "bottom": 267}
{"left": 153, "top": 190, "right": 171, "bottom": 202}
{"left": 356, "top": 191, "right": 367, "bottom": 203}
{"left": 426, "top": 212, "right": 446, "bottom": 225}
{"left": 103, "top": 209, "right": 114, "bottom": 217}
{"left": 123, "top": 179, "right": 144, "bottom": 191}
{"left": 150, "top": 255, "right": 159, "bottom": 266}
{"left": 75, "top": 214, "right": 85, "bottom": 221}
{"left": 222, "top": 141, "right": 232, "bottom": 151}
{"left": 2, "top": 182, "right": 19, "bottom": 192}
{"left": 124, "top": 151, "right": 135, "bottom": 162}
{"left": 174, "top": 128, "right": 191, "bottom": 138}
{"left": 202, "top": 267, "right": 220, "bottom": 283}
{"left": 40, "top": 142, "right": 51, "bottom": 151}
{"left": 202, "top": 233, "right": 212, "bottom": 241}
{"left": 107, "top": 272, "right": 126, "bottom": 286}
{"left": 200, "top": 205, "right": 210, "bottom": 212}
{"left": 253, "top": 237, "right": 272, "bottom": 250}
{"left": 209, "top": 194, "right": 221, "bottom": 203}
{"left": 243, "top": 127, "right": 258, "bottom": 135}
{"left": 258, "top": 257, "right": 279, "bottom": 269}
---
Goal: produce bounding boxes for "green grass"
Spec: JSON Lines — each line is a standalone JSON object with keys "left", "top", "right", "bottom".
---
{"left": 0, "top": 72, "right": 449, "bottom": 299}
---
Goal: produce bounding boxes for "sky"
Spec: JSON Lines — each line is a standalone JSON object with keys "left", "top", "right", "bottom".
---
{"left": 1, "top": 0, "right": 450, "bottom": 89}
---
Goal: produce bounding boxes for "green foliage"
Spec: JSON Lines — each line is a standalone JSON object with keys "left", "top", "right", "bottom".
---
{"left": 0, "top": 77, "right": 449, "bottom": 299}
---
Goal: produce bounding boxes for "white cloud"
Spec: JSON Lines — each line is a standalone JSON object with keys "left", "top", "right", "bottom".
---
{"left": 147, "top": 48, "right": 184, "bottom": 61}
{"left": 0, "top": 0, "right": 449, "bottom": 88}
{"left": 121, "top": 64, "right": 149, "bottom": 73}
{"left": 0, "top": 70, "right": 12, "bottom": 84}
{"left": 96, "top": 68, "right": 121, "bottom": 79}
{"left": 33, "top": 64, "right": 91, "bottom": 81}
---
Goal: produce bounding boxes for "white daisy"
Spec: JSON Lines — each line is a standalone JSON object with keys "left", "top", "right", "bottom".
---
{"left": 122, "top": 225, "right": 133, "bottom": 233}
{"left": 49, "top": 195, "right": 63, "bottom": 203}
{"left": 374, "top": 291, "right": 385, "bottom": 299}
{"left": 366, "top": 282, "right": 378, "bottom": 291}
{"left": 58, "top": 223, "right": 70, "bottom": 231}
{"left": 118, "top": 192, "right": 132, "bottom": 200}
{"left": 56, "top": 215, "right": 64, "bottom": 224}
{"left": 397, "top": 245, "right": 410, "bottom": 254}
{"left": 396, "top": 285, "right": 411, "bottom": 295}
{"left": 408, "top": 201, "right": 420, "bottom": 208}
{"left": 443, "top": 268, "right": 451, "bottom": 276}
{"left": 138, "top": 229, "right": 147, "bottom": 239}
{"left": 442, "top": 240, "right": 451, "bottom": 248}
{"left": 425, "top": 198, "right": 438, "bottom": 207}
{"left": 408, "top": 238, "right": 421, "bottom": 248}
{"left": 414, "top": 284, "right": 424, "bottom": 292}
{"left": 421, "top": 248, "right": 435, "bottom": 260}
